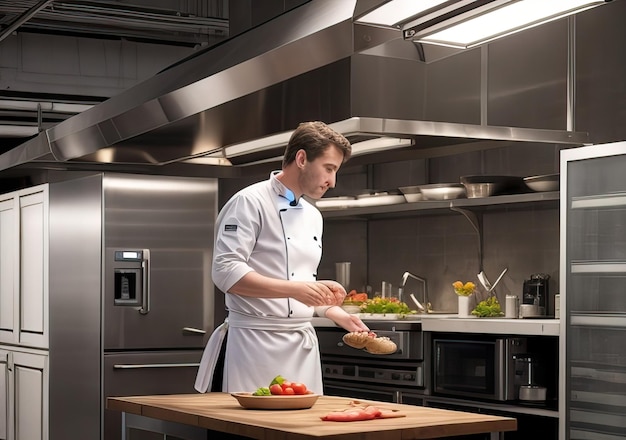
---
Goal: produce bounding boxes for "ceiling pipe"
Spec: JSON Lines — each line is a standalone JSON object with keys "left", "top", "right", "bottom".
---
{"left": 0, "top": 100, "right": 94, "bottom": 114}
{"left": 0, "top": 0, "right": 53, "bottom": 44}
{"left": 0, "top": 125, "right": 39, "bottom": 137}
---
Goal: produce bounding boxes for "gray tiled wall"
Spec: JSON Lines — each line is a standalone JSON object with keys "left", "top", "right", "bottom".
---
{"left": 318, "top": 143, "right": 562, "bottom": 316}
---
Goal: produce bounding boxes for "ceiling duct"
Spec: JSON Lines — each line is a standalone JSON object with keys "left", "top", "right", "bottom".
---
{"left": 0, "top": 0, "right": 590, "bottom": 176}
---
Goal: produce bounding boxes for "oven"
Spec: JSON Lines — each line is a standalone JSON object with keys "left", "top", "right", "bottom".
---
{"left": 315, "top": 322, "right": 425, "bottom": 404}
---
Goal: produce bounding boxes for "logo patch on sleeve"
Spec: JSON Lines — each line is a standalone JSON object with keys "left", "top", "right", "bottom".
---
{"left": 224, "top": 224, "right": 237, "bottom": 231}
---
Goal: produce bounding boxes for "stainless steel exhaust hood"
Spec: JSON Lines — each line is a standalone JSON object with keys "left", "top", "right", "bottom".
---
{"left": 0, "top": 0, "right": 590, "bottom": 176}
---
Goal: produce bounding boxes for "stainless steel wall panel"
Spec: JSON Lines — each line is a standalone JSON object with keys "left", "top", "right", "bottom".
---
{"left": 425, "top": 48, "right": 482, "bottom": 125}
{"left": 487, "top": 19, "right": 568, "bottom": 130}
{"left": 351, "top": 53, "right": 427, "bottom": 121}
{"left": 48, "top": 174, "right": 103, "bottom": 440}
{"left": 576, "top": 0, "right": 626, "bottom": 143}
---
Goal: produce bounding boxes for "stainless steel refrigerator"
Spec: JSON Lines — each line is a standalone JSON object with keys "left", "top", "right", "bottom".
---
{"left": 561, "top": 142, "right": 626, "bottom": 440}
{"left": 48, "top": 173, "right": 217, "bottom": 440}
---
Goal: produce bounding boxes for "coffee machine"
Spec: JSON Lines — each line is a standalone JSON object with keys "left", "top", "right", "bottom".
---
{"left": 514, "top": 354, "right": 547, "bottom": 402}
{"left": 521, "top": 273, "right": 549, "bottom": 318}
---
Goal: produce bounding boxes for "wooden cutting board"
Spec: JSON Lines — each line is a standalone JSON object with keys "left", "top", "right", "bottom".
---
{"left": 107, "top": 393, "right": 516, "bottom": 439}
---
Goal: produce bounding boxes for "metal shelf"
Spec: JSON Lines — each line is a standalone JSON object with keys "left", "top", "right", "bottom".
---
{"left": 320, "top": 191, "right": 559, "bottom": 219}
{"left": 571, "top": 192, "right": 626, "bottom": 209}
{"left": 570, "top": 261, "right": 626, "bottom": 273}
{"left": 570, "top": 314, "right": 626, "bottom": 328}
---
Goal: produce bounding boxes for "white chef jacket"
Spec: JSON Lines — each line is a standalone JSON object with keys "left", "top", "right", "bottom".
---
{"left": 195, "top": 171, "right": 329, "bottom": 394}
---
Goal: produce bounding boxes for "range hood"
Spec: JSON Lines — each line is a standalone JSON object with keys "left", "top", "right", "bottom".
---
{"left": 0, "top": 0, "right": 590, "bottom": 177}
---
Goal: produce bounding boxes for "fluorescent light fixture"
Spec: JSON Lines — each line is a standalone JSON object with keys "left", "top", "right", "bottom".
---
{"left": 224, "top": 130, "right": 292, "bottom": 158}
{"left": 356, "top": 0, "right": 451, "bottom": 27}
{"left": 182, "top": 156, "right": 232, "bottom": 166}
{"left": 223, "top": 127, "right": 412, "bottom": 161}
{"left": 351, "top": 137, "right": 412, "bottom": 157}
{"left": 409, "top": 0, "right": 607, "bottom": 49}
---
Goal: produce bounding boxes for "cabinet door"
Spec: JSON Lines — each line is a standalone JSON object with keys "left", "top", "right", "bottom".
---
{"left": 0, "top": 350, "right": 11, "bottom": 440}
{"left": 562, "top": 143, "right": 626, "bottom": 440}
{"left": 12, "top": 351, "right": 48, "bottom": 440}
{"left": 17, "top": 187, "right": 48, "bottom": 348}
{"left": 0, "top": 197, "right": 17, "bottom": 344}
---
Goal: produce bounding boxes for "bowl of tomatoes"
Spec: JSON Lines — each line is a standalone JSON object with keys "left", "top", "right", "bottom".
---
{"left": 231, "top": 376, "right": 319, "bottom": 410}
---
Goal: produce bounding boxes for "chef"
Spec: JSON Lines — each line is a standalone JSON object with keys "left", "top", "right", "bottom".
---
{"left": 195, "top": 121, "right": 369, "bottom": 394}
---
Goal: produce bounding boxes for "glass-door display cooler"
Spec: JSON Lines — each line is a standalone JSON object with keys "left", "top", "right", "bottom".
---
{"left": 560, "top": 141, "right": 626, "bottom": 440}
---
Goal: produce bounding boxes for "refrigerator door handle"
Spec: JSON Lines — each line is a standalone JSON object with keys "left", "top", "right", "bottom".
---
{"left": 138, "top": 249, "right": 150, "bottom": 315}
{"left": 182, "top": 327, "right": 207, "bottom": 335}
{"left": 113, "top": 362, "right": 200, "bottom": 369}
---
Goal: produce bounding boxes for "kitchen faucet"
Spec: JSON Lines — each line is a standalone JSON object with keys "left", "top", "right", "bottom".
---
{"left": 399, "top": 271, "right": 431, "bottom": 313}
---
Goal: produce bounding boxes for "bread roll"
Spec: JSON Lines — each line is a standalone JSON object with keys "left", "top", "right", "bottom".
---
{"left": 342, "top": 331, "right": 373, "bottom": 349}
{"left": 342, "top": 332, "right": 397, "bottom": 355}
{"left": 364, "top": 337, "right": 397, "bottom": 355}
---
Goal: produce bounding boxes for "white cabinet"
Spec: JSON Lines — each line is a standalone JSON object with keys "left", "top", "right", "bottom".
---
{"left": 17, "top": 188, "right": 48, "bottom": 348}
{"left": 0, "top": 350, "right": 9, "bottom": 440}
{"left": 0, "top": 196, "right": 16, "bottom": 345}
{"left": 0, "top": 185, "right": 49, "bottom": 440}
{"left": 0, "top": 346, "right": 48, "bottom": 440}
{"left": 0, "top": 185, "right": 48, "bottom": 348}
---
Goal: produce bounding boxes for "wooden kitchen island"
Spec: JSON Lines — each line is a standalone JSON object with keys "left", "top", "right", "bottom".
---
{"left": 107, "top": 393, "right": 516, "bottom": 439}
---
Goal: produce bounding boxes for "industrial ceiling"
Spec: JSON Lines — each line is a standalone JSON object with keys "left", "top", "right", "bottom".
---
{"left": 0, "top": 0, "right": 230, "bottom": 152}
{"left": 0, "top": 0, "right": 229, "bottom": 47}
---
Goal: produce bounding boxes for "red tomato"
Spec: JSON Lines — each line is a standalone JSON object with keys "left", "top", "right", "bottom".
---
{"left": 280, "top": 381, "right": 292, "bottom": 390}
{"left": 282, "top": 387, "right": 295, "bottom": 395}
{"left": 291, "top": 383, "right": 307, "bottom": 395}
{"left": 269, "top": 384, "right": 283, "bottom": 395}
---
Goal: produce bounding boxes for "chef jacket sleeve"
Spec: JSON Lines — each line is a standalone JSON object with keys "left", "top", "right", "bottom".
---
{"left": 212, "top": 194, "right": 259, "bottom": 293}
{"left": 314, "top": 306, "right": 332, "bottom": 317}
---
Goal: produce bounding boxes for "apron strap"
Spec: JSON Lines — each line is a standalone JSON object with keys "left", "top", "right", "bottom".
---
{"left": 194, "top": 320, "right": 228, "bottom": 393}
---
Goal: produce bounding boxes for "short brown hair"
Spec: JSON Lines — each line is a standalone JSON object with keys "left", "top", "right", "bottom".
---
{"left": 282, "top": 121, "right": 351, "bottom": 167}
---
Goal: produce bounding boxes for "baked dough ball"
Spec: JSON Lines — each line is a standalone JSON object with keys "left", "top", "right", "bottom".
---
{"left": 342, "top": 331, "right": 373, "bottom": 349}
{"left": 342, "top": 332, "right": 397, "bottom": 355}
{"left": 364, "top": 336, "right": 397, "bottom": 355}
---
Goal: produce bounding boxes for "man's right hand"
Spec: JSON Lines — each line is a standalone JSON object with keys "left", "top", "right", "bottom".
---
{"left": 295, "top": 281, "right": 345, "bottom": 307}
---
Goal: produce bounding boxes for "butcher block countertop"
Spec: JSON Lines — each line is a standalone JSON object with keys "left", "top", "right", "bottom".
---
{"left": 107, "top": 393, "right": 517, "bottom": 439}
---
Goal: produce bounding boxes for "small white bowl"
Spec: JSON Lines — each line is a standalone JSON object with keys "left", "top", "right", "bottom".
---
{"left": 341, "top": 305, "right": 361, "bottom": 314}
{"left": 418, "top": 183, "right": 466, "bottom": 200}
{"left": 524, "top": 173, "right": 559, "bottom": 192}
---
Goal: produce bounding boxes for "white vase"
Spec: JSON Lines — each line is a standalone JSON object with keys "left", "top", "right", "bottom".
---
{"left": 458, "top": 295, "right": 471, "bottom": 317}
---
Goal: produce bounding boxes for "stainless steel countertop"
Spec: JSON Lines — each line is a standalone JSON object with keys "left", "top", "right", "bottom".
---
{"left": 312, "top": 316, "right": 560, "bottom": 336}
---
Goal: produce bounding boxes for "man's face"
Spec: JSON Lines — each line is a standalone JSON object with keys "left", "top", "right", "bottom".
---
{"left": 298, "top": 144, "right": 344, "bottom": 200}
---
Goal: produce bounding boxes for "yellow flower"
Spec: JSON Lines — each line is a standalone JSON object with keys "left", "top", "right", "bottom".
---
{"left": 453, "top": 280, "right": 476, "bottom": 296}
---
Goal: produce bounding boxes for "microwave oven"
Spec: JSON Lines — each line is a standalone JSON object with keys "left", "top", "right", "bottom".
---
{"left": 432, "top": 336, "right": 527, "bottom": 401}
